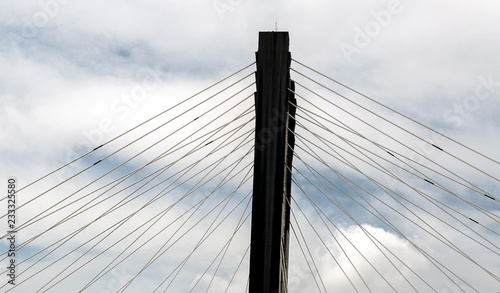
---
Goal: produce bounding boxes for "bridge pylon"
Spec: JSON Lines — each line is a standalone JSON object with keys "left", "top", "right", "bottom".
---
{"left": 249, "top": 31, "right": 296, "bottom": 293}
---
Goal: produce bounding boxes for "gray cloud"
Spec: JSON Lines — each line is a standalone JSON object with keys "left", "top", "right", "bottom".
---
{"left": 1, "top": 0, "right": 500, "bottom": 291}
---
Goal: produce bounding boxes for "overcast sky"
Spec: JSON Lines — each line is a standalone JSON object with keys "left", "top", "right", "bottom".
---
{"left": 1, "top": 1, "right": 500, "bottom": 292}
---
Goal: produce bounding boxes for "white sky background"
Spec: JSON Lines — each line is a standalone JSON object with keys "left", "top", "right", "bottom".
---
{"left": 1, "top": 0, "right": 500, "bottom": 292}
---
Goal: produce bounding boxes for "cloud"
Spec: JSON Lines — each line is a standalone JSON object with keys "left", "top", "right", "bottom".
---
{"left": 1, "top": 0, "right": 500, "bottom": 291}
